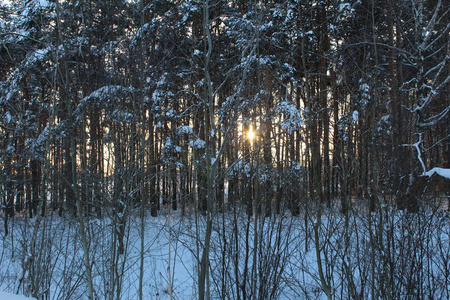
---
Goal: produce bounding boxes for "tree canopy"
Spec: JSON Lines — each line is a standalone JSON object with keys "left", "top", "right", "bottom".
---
{"left": 1, "top": 0, "right": 449, "bottom": 220}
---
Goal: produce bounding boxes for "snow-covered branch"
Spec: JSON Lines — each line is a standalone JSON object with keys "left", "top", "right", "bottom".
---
{"left": 403, "top": 132, "right": 426, "bottom": 174}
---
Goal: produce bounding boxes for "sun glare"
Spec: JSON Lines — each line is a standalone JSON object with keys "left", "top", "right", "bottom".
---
{"left": 247, "top": 128, "right": 255, "bottom": 141}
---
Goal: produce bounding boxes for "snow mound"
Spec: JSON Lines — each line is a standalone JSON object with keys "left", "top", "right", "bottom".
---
{"left": 423, "top": 167, "right": 450, "bottom": 179}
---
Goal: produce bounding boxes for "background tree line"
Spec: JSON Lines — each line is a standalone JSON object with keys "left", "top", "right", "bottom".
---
{"left": 1, "top": 0, "right": 449, "bottom": 224}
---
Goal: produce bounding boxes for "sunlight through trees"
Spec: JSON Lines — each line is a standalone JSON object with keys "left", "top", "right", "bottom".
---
{"left": 0, "top": 0, "right": 449, "bottom": 299}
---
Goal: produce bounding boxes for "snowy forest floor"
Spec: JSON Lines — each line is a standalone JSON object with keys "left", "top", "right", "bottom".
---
{"left": 1, "top": 198, "right": 450, "bottom": 300}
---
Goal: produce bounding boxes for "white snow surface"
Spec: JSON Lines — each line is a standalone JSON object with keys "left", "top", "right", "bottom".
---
{"left": 1, "top": 206, "right": 449, "bottom": 299}
{"left": 0, "top": 291, "right": 35, "bottom": 300}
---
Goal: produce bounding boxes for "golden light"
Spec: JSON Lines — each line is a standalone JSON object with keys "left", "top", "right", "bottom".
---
{"left": 247, "top": 127, "right": 255, "bottom": 141}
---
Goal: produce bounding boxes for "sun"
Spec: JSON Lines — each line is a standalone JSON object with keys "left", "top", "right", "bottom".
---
{"left": 247, "top": 127, "right": 255, "bottom": 142}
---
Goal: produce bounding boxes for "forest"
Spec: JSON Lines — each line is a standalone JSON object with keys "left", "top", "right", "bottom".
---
{"left": 0, "top": 0, "right": 449, "bottom": 299}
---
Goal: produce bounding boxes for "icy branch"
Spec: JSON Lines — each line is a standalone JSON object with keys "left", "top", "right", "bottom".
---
{"left": 404, "top": 136, "right": 450, "bottom": 180}
{"left": 403, "top": 132, "right": 426, "bottom": 174}
{"left": 419, "top": 106, "right": 450, "bottom": 127}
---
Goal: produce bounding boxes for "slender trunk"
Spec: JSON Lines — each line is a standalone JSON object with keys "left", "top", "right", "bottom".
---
{"left": 74, "top": 135, "right": 95, "bottom": 299}
{"left": 314, "top": 206, "right": 332, "bottom": 300}
{"left": 198, "top": 1, "right": 215, "bottom": 299}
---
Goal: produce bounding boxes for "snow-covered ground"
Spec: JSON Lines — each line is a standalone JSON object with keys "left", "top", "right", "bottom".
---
{"left": 1, "top": 201, "right": 449, "bottom": 299}
{"left": 0, "top": 291, "right": 35, "bottom": 300}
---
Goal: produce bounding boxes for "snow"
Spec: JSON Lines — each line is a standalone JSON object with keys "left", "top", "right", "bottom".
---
{"left": 0, "top": 292, "right": 35, "bottom": 300}
{"left": 352, "top": 110, "right": 359, "bottom": 122}
{"left": 177, "top": 125, "right": 193, "bottom": 135}
{"left": 381, "top": 114, "right": 390, "bottom": 122}
{"left": 111, "top": 109, "right": 134, "bottom": 122}
{"left": 157, "top": 73, "right": 168, "bottom": 87}
{"left": 292, "top": 161, "right": 302, "bottom": 170}
{"left": 423, "top": 167, "right": 450, "bottom": 179}
{"left": 276, "top": 101, "right": 303, "bottom": 133}
{"left": 79, "top": 85, "right": 134, "bottom": 108}
{"left": 37, "top": 0, "right": 52, "bottom": 8}
{"left": 174, "top": 146, "right": 183, "bottom": 153}
{"left": 3, "top": 112, "right": 12, "bottom": 124}
{"left": 338, "top": 3, "right": 353, "bottom": 13}
{"left": 163, "top": 137, "right": 173, "bottom": 148}
{"left": 189, "top": 138, "right": 206, "bottom": 149}
{"left": 1, "top": 205, "right": 449, "bottom": 299}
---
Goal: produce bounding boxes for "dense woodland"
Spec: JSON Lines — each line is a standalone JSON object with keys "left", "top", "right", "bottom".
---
{"left": 1, "top": 0, "right": 448, "bottom": 219}
{"left": 1, "top": 1, "right": 450, "bottom": 299}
